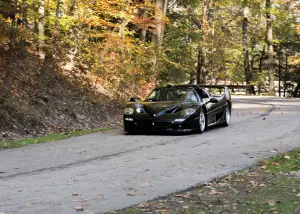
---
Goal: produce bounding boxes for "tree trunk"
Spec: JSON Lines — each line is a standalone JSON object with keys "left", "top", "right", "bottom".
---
{"left": 284, "top": 49, "right": 288, "bottom": 97}
{"left": 278, "top": 45, "right": 282, "bottom": 97}
{"left": 38, "top": 0, "right": 45, "bottom": 60}
{"left": 293, "top": 80, "right": 300, "bottom": 97}
{"left": 196, "top": 0, "right": 209, "bottom": 84}
{"left": 266, "top": 0, "right": 275, "bottom": 96}
{"left": 20, "top": 0, "right": 28, "bottom": 54}
{"left": 140, "top": 10, "right": 148, "bottom": 41}
{"left": 258, "top": 46, "right": 265, "bottom": 95}
{"left": 153, "top": 0, "right": 165, "bottom": 46}
{"left": 9, "top": 0, "right": 18, "bottom": 51}
{"left": 160, "top": 0, "right": 168, "bottom": 42}
{"left": 54, "top": 0, "right": 61, "bottom": 41}
{"left": 69, "top": 0, "right": 76, "bottom": 15}
{"left": 243, "top": 7, "right": 251, "bottom": 89}
{"left": 22, "top": 0, "right": 28, "bottom": 28}
{"left": 196, "top": 47, "right": 205, "bottom": 84}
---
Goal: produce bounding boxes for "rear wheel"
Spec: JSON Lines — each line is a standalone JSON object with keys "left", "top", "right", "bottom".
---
{"left": 224, "top": 102, "right": 231, "bottom": 126}
{"left": 199, "top": 108, "right": 206, "bottom": 133}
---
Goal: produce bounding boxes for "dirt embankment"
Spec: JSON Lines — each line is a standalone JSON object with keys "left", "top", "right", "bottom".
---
{"left": 0, "top": 51, "right": 123, "bottom": 141}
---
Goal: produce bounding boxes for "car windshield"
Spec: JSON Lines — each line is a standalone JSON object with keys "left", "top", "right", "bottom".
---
{"left": 145, "top": 87, "right": 198, "bottom": 102}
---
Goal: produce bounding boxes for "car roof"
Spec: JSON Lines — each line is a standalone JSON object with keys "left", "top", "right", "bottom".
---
{"left": 155, "top": 85, "right": 201, "bottom": 90}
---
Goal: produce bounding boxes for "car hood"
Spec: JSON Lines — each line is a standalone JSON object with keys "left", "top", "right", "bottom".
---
{"left": 141, "top": 101, "right": 198, "bottom": 116}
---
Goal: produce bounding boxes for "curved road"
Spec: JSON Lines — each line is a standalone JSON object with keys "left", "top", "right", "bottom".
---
{"left": 1, "top": 96, "right": 300, "bottom": 213}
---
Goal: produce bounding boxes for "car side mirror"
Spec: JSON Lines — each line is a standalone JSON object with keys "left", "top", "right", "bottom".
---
{"left": 209, "top": 97, "right": 219, "bottom": 103}
{"left": 129, "top": 97, "right": 140, "bottom": 102}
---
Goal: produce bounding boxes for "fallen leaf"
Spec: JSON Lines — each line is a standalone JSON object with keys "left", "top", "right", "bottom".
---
{"left": 267, "top": 200, "right": 276, "bottom": 206}
{"left": 215, "top": 164, "right": 226, "bottom": 168}
{"left": 40, "top": 176, "right": 51, "bottom": 179}
{"left": 249, "top": 181, "right": 259, "bottom": 188}
{"left": 138, "top": 203, "right": 150, "bottom": 208}
{"left": 72, "top": 199, "right": 87, "bottom": 203}
{"left": 127, "top": 193, "right": 136, "bottom": 196}
{"left": 73, "top": 206, "right": 84, "bottom": 211}
{"left": 72, "top": 193, "right": 81, "bottom": 196}
{"left": 208, "top": 190, "right": 223, "bottom": 195}
{"left": 141, "top": 181, "right": 153, "bottom": 188}
{"left": 98, "top": 194, "right": 105, "bottom": 200}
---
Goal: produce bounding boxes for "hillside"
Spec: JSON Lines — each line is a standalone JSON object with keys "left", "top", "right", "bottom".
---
{"left": 0, "top": 50, "right": 122, "bottom": 141}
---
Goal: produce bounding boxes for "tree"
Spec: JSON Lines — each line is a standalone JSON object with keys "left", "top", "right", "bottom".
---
{"left": 196, "top": 0, "right": 209, "bottom": 84}
{"left": 38, "top": 0, "right": 45, "bottom": 60}
{"left": 266, "top": 0, "right": 275, "bottom": 95}
{"left": 242, "top": 4, "right": 253, "bottom": 93}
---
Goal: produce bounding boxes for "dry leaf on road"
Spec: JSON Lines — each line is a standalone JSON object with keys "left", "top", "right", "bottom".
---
{"left": 73, "top": 206, "right": 84, "bottom": 211}
{"left": 98, "top": 194, "right": 105, "bottom": 200}
{"left": 215, "top": 164, "right": 226, "bottom": 168}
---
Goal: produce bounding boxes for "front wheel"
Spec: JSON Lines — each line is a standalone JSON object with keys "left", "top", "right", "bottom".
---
{"left": 224, "top": 102, "right": 231, "bottom": 126}
{"left": 199, "top": 108, "right": 206, "bottom": 133}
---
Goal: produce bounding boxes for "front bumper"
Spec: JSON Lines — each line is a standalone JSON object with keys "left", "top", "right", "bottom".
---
{"left": 123, "top": 116, "right": 199, "bottom": 133}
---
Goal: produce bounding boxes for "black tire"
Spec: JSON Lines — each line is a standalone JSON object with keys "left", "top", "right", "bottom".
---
{"left": 124, "top": 128, "right": 134, "bottom": 135}
{"left": 199, "top": 108, "right": 206, "bottom": 133}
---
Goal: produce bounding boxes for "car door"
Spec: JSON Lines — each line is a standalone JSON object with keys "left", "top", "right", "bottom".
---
{"left": 199, "top": 89, "right": 220, "bottom": 126}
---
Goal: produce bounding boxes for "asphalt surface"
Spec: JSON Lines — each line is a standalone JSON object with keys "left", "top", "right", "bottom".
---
{"left": 1, "top": 96, "right": 300, "bottom": 214}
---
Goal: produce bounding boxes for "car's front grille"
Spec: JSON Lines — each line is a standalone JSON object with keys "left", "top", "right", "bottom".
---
{"left": 136, "top": 120, "right": 173, "bottom": 129}
{"left": 152, "top": 122, "right": 173, "bottom": 128}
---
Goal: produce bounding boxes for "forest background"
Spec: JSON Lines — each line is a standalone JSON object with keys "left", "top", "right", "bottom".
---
{"left": 0, "top": 0, "right": 299, "bottom": 140}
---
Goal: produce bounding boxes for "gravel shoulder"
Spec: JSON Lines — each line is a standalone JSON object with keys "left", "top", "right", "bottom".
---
{"left": 0, "top": 96, "right": 300, "bottom": 213}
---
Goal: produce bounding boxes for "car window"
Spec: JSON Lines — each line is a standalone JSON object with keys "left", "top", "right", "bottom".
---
{"left": 145, "top": 87, "right": 196, "bottom": 102}
{"left": 199, "top": 89, "right": 211, "bottom": 99}
{"left": 147, "top": 89, "right": 160, "bottom": 101}
{"left": 186, "top": 91, "right": 198, "bottom": 102}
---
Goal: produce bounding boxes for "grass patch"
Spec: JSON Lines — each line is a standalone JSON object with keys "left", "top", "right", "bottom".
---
{"left": 262, "top": 148, "right": 300, "bottom": 173}
{"left": 117, "top": 148, "right": 300, "bottom": 214}
{"left": 0, "top": 128, "right": 110, "bottom": 150}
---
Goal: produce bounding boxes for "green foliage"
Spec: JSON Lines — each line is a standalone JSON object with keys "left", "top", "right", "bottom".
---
{"left": 0, "top": 128, "right": 110, "bottom": 150}
{"left": 0, "top": 0, "right": 299, "bottom": 98}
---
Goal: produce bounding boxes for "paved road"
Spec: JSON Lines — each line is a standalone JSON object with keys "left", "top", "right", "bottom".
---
{"left": 1, "top": 96, "right": 300, "bottom": 214}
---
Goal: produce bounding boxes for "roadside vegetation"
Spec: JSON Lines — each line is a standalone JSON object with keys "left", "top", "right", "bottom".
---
{"left": 0, "top": 127, "right": 110, "bottom": 150}
{"left": 119, "top": 148, "right": 300, "bottom": 214}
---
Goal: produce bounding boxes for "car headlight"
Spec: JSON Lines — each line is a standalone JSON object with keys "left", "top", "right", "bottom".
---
{"left": 181, "top": 108, "right": 197, "bottom": 116}
{"left": 136, "top": 107, "right": 142, "bottom": 113}
{"left": 124, "top": 107, "right": 134, "bottom": 115}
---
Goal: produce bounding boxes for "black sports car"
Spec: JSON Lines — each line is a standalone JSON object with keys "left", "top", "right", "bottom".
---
{"left": 123, "top": 85, "right": 232, "bottom": 133}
